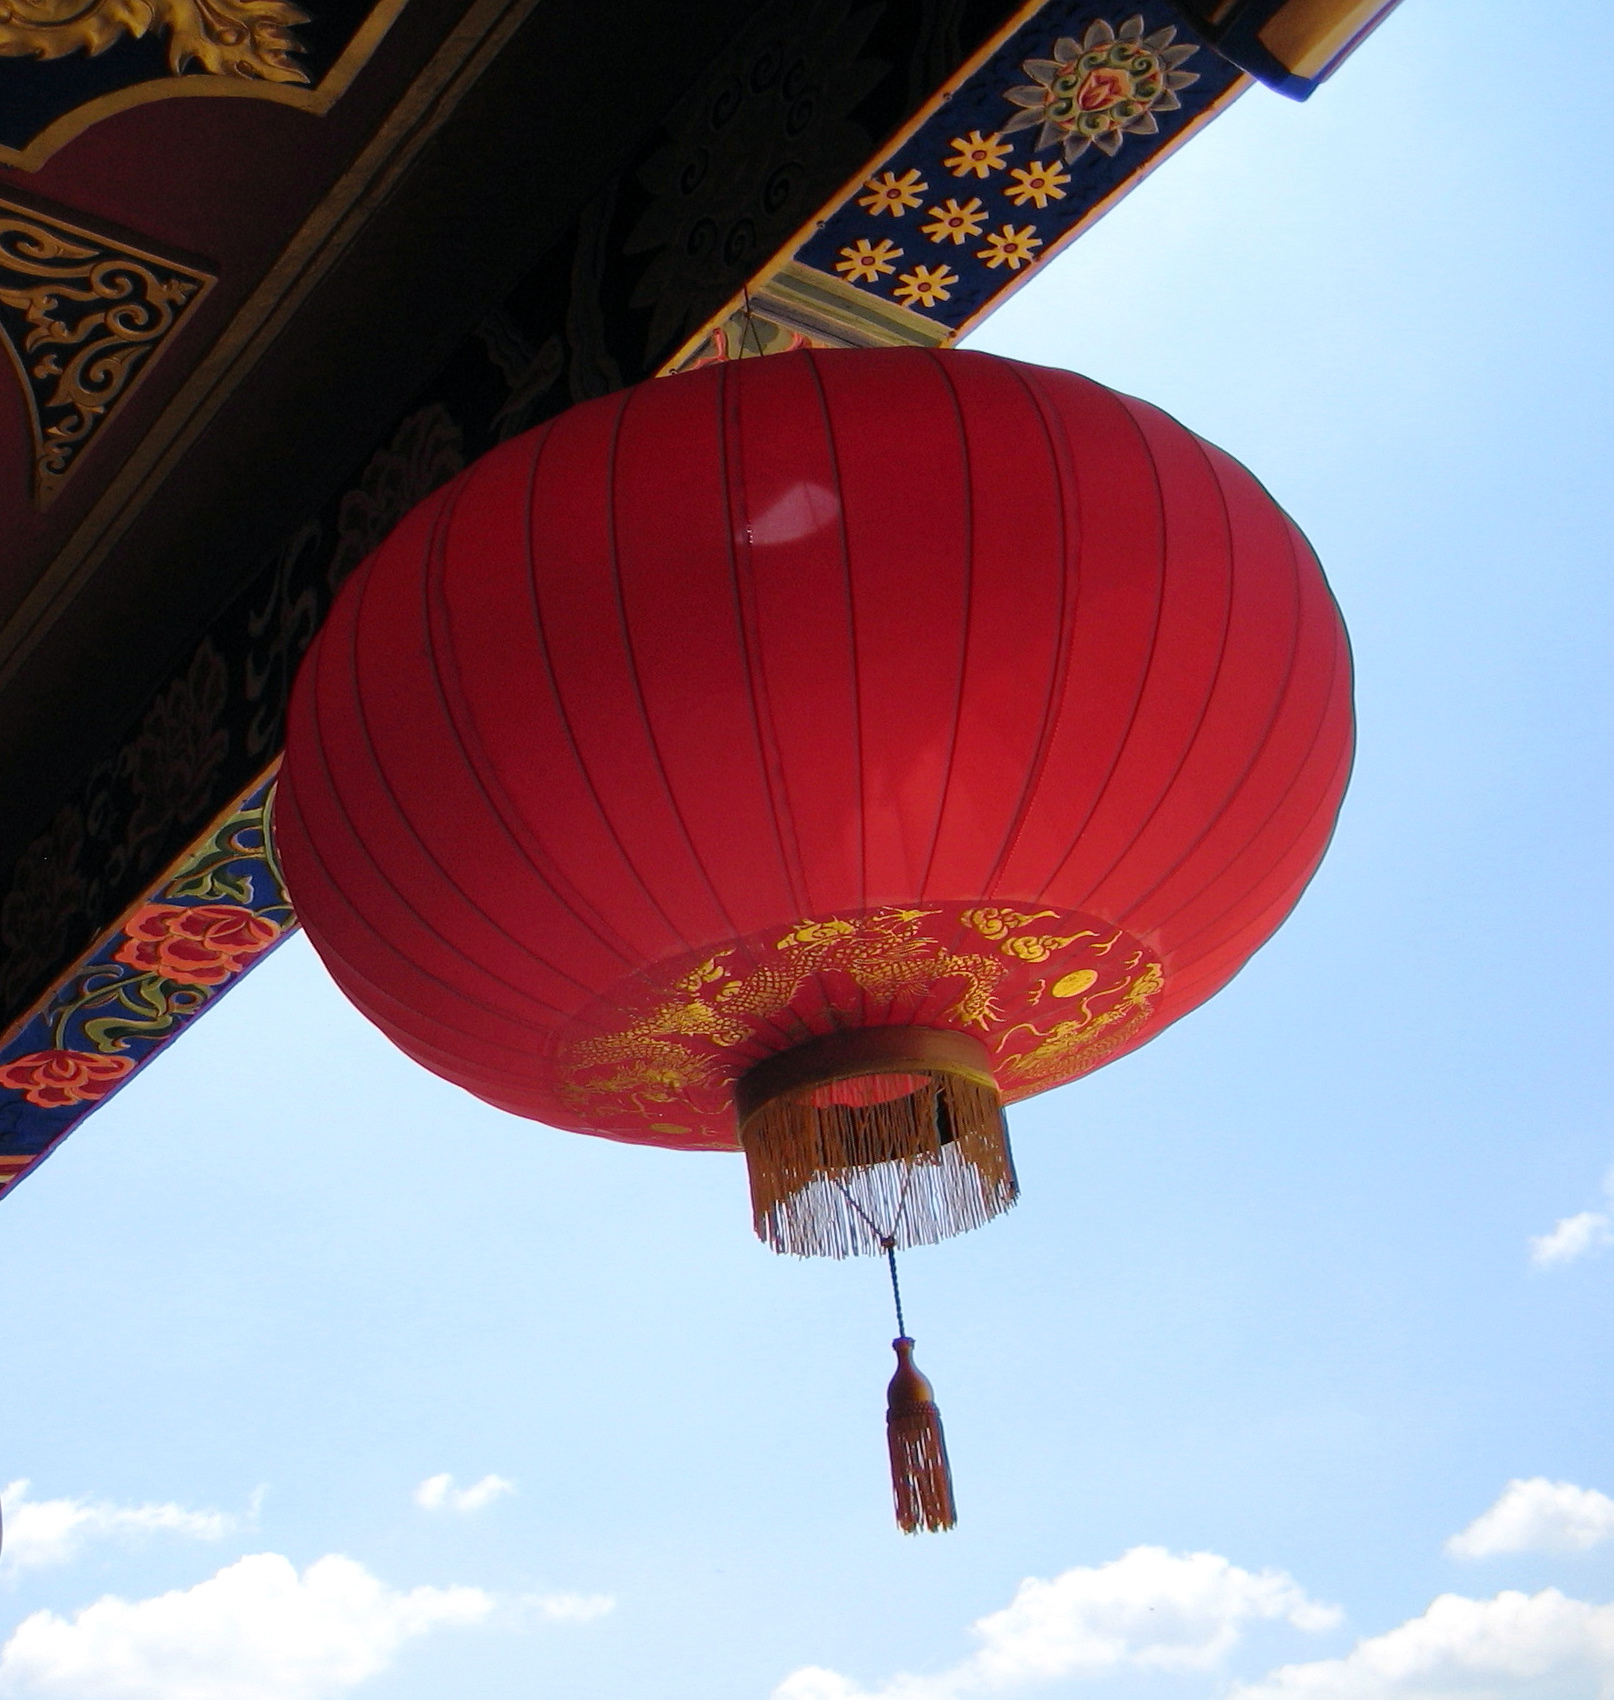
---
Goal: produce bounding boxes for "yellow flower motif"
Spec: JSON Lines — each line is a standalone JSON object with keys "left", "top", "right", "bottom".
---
{"left": 859, "top": 168, "right": 927, "bottom": 217}
{"left": 835, "top": 237, "right": 903, "bottom": 284}
{"left": 977, "top": 223, "right": 1044, "bottom": 271}
{"left": 920, "top": 197, "right": 988, "bottom": 246}
{"left": 943, "top": 130, "right": 1012, "bottom": 178}
{"left": 892, "top": 263, "right": 957, "bottom": 308}
{"left": 1004, "top": 160, "right": 1070, "bottom": 209}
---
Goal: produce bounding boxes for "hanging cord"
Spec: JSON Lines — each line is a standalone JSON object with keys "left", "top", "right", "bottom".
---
{"left": 883, "top": 1236, "right": 906, "bottom": 1337}
{"left": 823, "top": 1124, "right": 953, "bottom": 1531}
{"left": 829, "top": 1122, "right": 922, "bottom": 1256}
{"left": 826, "top": 1172, "right": 908, "bottom": 1332}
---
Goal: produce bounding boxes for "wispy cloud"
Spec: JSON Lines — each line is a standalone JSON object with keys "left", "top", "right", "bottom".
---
{"left": 1530, "top": 1211, "right": 1613, "bottom": 1268}
{"left": 0, "top": 1552, "right": 490, "bottom": 1700}
{"left": 1229, "top": 1588, "right": 1614, "bottom": 1698}
{"left": 773, "top": 1546, "right": 1614, "bottom": 1700}
{"left": 412, "top": 1474, "right": 514, "bottom": 1513}
{"left": 515, "top": 1592, "right": 615, "bottom": 1625}
{"left": 0, "top": 1482, "right": 236, "bottom": 1575}
{"left": 1447, "top": 1478, "right": 1614, "bottom": 1559}
{"left": 1529, "top": 1169, "right": 1614, "bottom": 1267}
{"left": 771, "top": 1547, "right": 1339, "bottom": 1699}
{"left": 0, "top": 1552, "right": 610, "bottom": 1700}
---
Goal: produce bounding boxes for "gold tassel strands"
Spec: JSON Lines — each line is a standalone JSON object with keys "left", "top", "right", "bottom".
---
{"left": 735, "top": 1027, "right": 1018, "bottom": 1259}
{"left": 886, "top": 1335, "right": 957, "bottom": 1534}
{"left": 881, "top": 1239, "right": 957, "bottom": 1534}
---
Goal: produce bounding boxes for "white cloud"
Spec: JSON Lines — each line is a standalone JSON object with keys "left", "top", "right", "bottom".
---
{"left": 412, "top": 1474, "right": 514, "bottom": 1513}
{"left": 0, "top": 1481, "right": 234, "bottom": 1574}
{"left": 0, "top": 1552, "right": 492, "bottom": 1700}
{"left": 1229, "top": 1587, "right": 1614, "bottom": 1699}
{"left": 1529, "top": 1212, "right": 1613, "bottom": 1268}
{"left": 771, "top": 1547, "right": 1340, "bottom": 1699}
{"left": 519, "top": 1592, "right": 615, "bottom": 1625}
{"left": 1447, "top": 1479, "right": 1614, "bottom": 1559}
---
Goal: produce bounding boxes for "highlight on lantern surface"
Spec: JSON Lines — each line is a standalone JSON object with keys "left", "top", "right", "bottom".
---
{"left": 277, "top": 346, "right": 1353, "bottom": 1528}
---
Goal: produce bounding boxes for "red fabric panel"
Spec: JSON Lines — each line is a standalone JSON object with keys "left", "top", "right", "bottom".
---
{"left": 277, "top": 348, "right": 1354, "bottom": 1151}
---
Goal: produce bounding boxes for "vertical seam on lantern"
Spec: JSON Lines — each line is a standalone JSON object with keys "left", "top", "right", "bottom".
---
{"left": 1067, "top": 408, "right": 1238, "bottom": 911}
{"left": 1035, "top": 387, "right": 1169, "bottom": 906}
{"left": 914, "top": 350, "right": 978, "bottom": 908}
{"left": 292, "top": 596, "right": 491, "bottom": 1037}
{"left": 604, "top": 374, "right": 742, "bottom": 947}
{"left": 720, "top": 356, "right": 812, "bottom": 918}
{"left": 512, "top": 402, "right": 698, "bottom": 963}
{"left": 408, "top": 453, "right": 615, "bottom": 1000}
{"left": 976, "top": 359, "right": 1082, "bottom": 897}
{"left": 1120, "top": 474, "right": 1314, "bottom": 938}
{"left": 713, "top": 356, "right": 828, "bottom": 1062}
{"left": 1163, "top": 738, "right": 1350, "bottom": 979}
{"left": 299, "top": 498, "right": 577, "bottom": 1041}
{"left": 360, "top": 470, "right": 591, "bottom": 1014}
{"left": 803, "top": 352, "right": 869, "bottom": 933}
{"left": 792, "top": 352, "right": 869, "bottom": 1038}
{"left": 422, "top": 428, "right": 650, "bottom": 986}
{"left": 289, "top": 861, "right": 550, "bottom": 1073}
{"left": 1156, "top": 550, "right": 1350, "bottom": 957}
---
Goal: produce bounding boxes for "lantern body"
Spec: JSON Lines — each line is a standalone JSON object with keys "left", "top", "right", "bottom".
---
{"left": 278, "top": 349, "right": 1352, "bottom": 1157}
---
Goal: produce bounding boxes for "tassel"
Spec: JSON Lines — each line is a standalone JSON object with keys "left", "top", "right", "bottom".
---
{"left": 886, "top": 1336, "right": 956, "bottom": 1533}
{"left": 736, "top": 1026, "right": 1017, "bottom": 1259}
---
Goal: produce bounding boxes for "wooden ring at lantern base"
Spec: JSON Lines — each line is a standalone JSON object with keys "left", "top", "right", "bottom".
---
{"left": 735, "top": 1027, "right": 1018, "bottom": 1260}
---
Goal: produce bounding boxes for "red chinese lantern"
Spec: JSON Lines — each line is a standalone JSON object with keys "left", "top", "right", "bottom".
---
{"left": 278, "top": 348, "right": 1352, "bottom": 1531}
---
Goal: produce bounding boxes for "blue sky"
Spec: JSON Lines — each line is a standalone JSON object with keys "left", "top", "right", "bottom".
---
{"left": 5, "top": 1, "right": 1614, "bottom": 1695}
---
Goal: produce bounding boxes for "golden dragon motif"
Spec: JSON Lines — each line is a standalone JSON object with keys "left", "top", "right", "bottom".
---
{"left": 564, "top": 909, "right": 1009, "bottom": 1110}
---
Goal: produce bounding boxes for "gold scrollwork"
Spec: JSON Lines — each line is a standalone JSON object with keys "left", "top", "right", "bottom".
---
{"left": 0, "top": 201, "right": 214, "bottom": 503}
{"left": 0, "top": 0, "right": 310, "bottom": 85}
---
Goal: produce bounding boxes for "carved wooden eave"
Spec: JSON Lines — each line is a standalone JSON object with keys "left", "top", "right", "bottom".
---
{"left": 0, "top": 0, "right": 1400, "bottom": 1199}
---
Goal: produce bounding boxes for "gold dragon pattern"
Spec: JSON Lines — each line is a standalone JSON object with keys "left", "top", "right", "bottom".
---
{"left": 560, "top": 904, "right": 1165, "bottom": 1136}
{"left": 564, "top": 909, "right": 1007, "bottom": 1108}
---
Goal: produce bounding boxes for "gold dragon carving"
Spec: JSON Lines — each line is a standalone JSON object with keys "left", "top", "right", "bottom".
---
{"left": 0, "top": 0, "right": 310, "bottom": 84}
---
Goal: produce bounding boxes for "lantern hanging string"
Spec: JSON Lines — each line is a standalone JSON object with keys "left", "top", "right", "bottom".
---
{"left": 825, "top": 1170, "right": 911, "bottom": 1335}
{"left": 883, "top": 1236, "right": 906, "bottom": 1337}
{"left": 827, "top": 1169, "right": 955, "bottom": 1530}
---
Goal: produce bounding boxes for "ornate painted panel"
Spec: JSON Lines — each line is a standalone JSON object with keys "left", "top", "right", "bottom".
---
{"left": 0, "top": 773, "right": 289, "bottom": 1198}
{"left": 666, "top": 3, "right": 1243, "bottom": 368}
{"left": 0, "top": 0, "right": 412, "bottom": 170}
{"left": 0, "top": 196, "right": 214, "bottom": 501}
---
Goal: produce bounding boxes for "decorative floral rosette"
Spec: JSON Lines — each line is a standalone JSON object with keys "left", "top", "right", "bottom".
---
{"left": 1003, "top": 15, "right": 1199, "bottom": 161}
